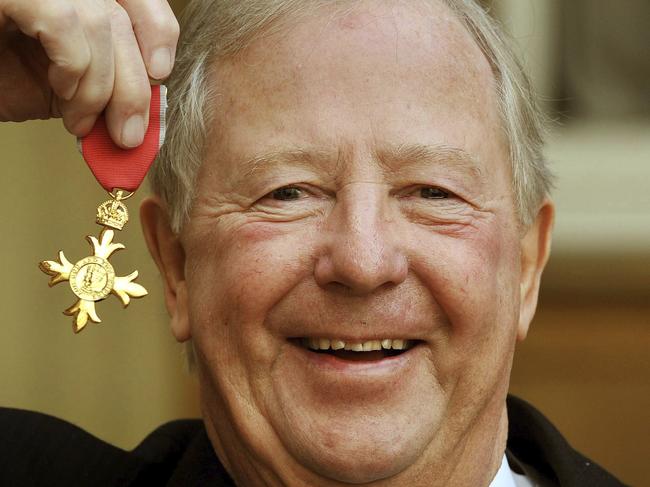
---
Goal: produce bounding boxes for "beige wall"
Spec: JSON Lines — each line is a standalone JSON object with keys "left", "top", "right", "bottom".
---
{"left": 0, "top": 119, "right": 201, "bottom": 447}
{"left": 1, "top": 1, "right": 648, "bottom": 486}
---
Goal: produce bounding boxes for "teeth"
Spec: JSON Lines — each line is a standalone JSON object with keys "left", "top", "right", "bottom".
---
{"left": 303, "top": 338, "right": 413, "bottom": 352}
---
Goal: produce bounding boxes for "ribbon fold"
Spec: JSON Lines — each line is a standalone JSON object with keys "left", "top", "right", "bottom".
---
{"left": 79, "top": 85, "right": 167, "bottom": 192}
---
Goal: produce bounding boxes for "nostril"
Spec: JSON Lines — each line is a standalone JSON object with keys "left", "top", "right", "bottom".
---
{"left": 313, "top": 242, "right": 408, "bottom": 296}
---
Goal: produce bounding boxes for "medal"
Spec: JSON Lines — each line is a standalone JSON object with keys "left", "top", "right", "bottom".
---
{"left": 39, "top": 85, "right": 167, "bottom": 333}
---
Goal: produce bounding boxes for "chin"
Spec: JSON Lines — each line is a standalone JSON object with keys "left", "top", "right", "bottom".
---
{"left": 269, "top": 384, "right": 442, "bottom": 483}
{"left": 292, "top": 424, "right": 429, "bottom": 483}
{"left": 264, "top": 341, "right": 445, "bottom": 482}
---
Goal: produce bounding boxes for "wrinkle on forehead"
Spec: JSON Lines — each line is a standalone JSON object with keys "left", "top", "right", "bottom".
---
{"left": 204, "top": 0, "right": 508, "bottom": 196}
{"left": 216, "top": 0, "right": 496, "bottom": 106}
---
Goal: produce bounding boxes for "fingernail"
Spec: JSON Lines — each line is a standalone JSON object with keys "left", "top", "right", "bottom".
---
{"left": 121, "top": 115, "right": 145, "bottom": 148}
{"left": 149, "top": 47, "right": 172, "bottom": 79}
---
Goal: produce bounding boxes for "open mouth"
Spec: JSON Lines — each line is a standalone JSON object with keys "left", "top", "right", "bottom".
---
{"left": 292, "top": 337, "right": 420, "bottom": 362}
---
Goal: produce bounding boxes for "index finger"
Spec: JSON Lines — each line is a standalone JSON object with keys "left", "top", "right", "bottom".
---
{"left": 117, "top": 0, "right": 179, "bottom": 80}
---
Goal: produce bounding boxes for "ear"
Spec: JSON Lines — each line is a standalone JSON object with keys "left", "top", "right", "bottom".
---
{"left": 518, "top": 199, "right": 555, "bottom": 341}
{"left": 140, "top": 196, "right": 191, "bottom": 342}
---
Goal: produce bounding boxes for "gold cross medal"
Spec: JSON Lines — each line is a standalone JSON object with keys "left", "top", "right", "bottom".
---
{"left": 39, "top": 85, "right": 167, "bottom": 333}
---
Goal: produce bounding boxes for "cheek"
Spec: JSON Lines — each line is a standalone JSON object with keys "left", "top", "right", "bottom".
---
{"left": 184, "top": 220, "right": 317, "bottom": 363}
{"left": 412, "top": 219, "right": 520, "bottom": 345}
{"left": 408, "top": 219, "right": 521, "bottom": 413}
{"left": 225, "top": 221, "right": 318, "bottom": 315}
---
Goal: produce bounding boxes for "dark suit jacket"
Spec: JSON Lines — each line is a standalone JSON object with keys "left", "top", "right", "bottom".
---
{"left": 0, "top": 396, "right": 627, "bottom": 486}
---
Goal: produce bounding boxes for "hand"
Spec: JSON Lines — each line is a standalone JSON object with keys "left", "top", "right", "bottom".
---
{"left": 0, "top": 0, "right": 179, "bottom": 148}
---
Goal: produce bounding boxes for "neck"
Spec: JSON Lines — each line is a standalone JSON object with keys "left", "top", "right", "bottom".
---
{"left": 436, "top": 402, "right": 510, "bottom": 487}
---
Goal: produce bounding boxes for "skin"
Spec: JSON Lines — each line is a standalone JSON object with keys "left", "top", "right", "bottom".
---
{"left": 142, "top": 1, "right": 554, "bottom": 485}
{"left": 0, "top": 0, "right": 179, "bottom": 147}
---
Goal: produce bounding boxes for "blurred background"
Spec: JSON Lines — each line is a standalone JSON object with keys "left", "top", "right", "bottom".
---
{"left": 1, "top": 0, "right": 648, "bottom": 485}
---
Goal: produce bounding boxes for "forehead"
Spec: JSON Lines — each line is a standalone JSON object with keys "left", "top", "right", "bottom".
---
{"left": 205, "top": 0, "right": 506, "bottom": 181}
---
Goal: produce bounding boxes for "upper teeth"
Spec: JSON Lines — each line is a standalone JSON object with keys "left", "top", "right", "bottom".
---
{"left": 303, "top": 338, "right": 413, "bottom": 351}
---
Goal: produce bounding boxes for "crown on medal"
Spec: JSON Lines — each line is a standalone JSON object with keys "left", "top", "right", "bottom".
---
{"left": 96, "top": 199, "right": 129, "bottom": 230}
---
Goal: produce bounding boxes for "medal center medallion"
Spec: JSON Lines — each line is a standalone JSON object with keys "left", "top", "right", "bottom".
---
{"left": 69, "top": 256, "right": 115, "bottom": 301}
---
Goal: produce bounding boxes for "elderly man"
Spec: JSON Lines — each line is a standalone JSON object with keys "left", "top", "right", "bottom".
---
{"left": 0, "top": 0, "right": 627, "bottom": 486}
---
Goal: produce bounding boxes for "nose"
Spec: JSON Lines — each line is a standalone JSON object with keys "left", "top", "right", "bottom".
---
{"left": 314, "top": 183, "right": 408, "bottom": 295}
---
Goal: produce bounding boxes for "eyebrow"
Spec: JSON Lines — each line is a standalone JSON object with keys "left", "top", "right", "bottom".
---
{"left": 237, "top": 143, "right": 485, "bottom": 182}
{"left": 240, "top": 148, "right": 337, "bottom": 179}
{"left": 375, "top": 143, "right": 486, "bottom": 182}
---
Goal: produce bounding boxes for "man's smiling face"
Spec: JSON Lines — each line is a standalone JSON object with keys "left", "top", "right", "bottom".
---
{"left": 166, "top": 1, "right": 540, "bottom": 484}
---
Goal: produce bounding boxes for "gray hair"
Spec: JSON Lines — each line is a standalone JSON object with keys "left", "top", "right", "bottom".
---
{"left": 151, "top": 0, "right": 553, "bottom": 233}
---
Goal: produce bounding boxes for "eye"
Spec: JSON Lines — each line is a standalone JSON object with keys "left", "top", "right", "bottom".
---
{"left": 419, "top": 187, "right": 449, "bottom": 199}
{"left": 270, "top": 186, "right": 303, "bottom": 201}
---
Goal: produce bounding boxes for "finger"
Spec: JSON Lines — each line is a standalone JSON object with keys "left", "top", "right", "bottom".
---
{"left": 105, "top": 3, "right": 151, "bottom": 148}
{"left": 0, "top": 0, "right": 91, "bottom": 101}
{"left": 59, "top": 0, "right": 115, "bottom": 136}
{"left": 117, "top": 0, "right": 179, "bottom": 80}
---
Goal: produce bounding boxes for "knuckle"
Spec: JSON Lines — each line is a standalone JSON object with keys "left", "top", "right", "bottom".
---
{"left": 146, "top": 12, "right": 180, "bottom": 41}
{"left": 115, "top": 81, "right": 150, "bottom": 115}
{"left": 61, "top": 111, "right": 94, "bottom": 135}
{"left": 171, "top": 13, "right": 181, "bottom": 35}
{"left": 168, "top": 17, "right": 181, "bottom": 41}
{"left": 33, "top": 2, "right": 77, "bottom": 36}
{"left": 166, "top": 15, "right": 181, "bottom": 40}
{"left": 81, "top": 9, "right": 112, "bottom": 38}
{"left": 67, "top": 103, "right": 105, "bottom": 124}
{"left": 50, "top": 2, "right": 78, "bottom": 27}
{"left": 55, "top": 50, "right": 91, "bottom": 77}
{"left": 108, "top": 2, "right": 130, "bottom": 25}
{"left": 76, "top": 86, "right": 112, "bottom": 113}
{"left": 63, "top": 79, "right": 113, "bottom": 115}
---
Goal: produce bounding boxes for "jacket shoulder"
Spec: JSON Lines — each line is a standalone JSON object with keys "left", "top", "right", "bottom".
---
{"left": 506, "top": 395, "right": 629, "bottom": 487}
{"left": 0, "top": 406, "right": 203, "bottom": 487}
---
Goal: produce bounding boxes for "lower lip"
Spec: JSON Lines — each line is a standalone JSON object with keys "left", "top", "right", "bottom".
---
{"left": 292, "top": 342, "right": 423, "bottom": 376}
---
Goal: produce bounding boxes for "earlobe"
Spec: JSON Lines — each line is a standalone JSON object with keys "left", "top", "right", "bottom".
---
{"left": 140, "top": 196, "right": 191, "bottom": 342}
{"left": 170, "top": 282, "right": 191, "bottom": 342}
{"left": 517, "top": 200, "right": 555, "bottom": 341}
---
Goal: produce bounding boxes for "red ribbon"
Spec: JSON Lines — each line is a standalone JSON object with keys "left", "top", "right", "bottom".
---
{"left": 79, "top": 85, "right": 167, "bottom": 192}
